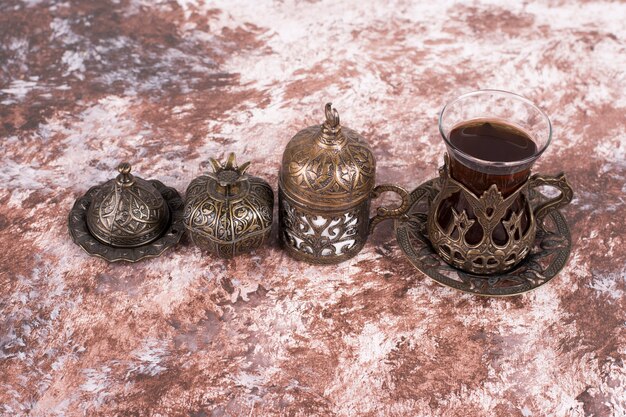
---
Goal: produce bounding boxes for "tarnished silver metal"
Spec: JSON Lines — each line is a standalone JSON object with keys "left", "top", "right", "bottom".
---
{"left": 183, "top": 153, "right": 273, "bottom": 258}
{"left": 86, "top": 163, "right": 170, "bottom": 248}
{"left": 396, "top": 177, "right": 573, "bottom": 296}
{"left": 278, "top": 102, "right": 409, "bottom": 264}
{"left": 68, "top": 163, "right": 184, "bottom": 262}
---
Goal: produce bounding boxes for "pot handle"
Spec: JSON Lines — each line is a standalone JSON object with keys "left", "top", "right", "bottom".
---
{"left": 369, "top": 184, "right": 410, "bottom": 234}
{"left": 528, "top": 173, "right": 574, "bottom": 225}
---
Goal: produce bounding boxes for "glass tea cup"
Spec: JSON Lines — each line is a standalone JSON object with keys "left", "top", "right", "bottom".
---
{"left": 427, "top": 90, "right": 573, "bottom": 275}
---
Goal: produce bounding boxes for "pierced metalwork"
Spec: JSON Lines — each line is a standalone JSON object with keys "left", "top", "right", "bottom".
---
{"left": 183, "top": 153, "right": 273, "bottom": 258}
{"left": 279, "top": 102, "right": 409, "bottom": 264}
{"left": 279, "top": 192, "right": 368, "bottom": 264}
{"left": 68, "top": 176, "right": 184, "bottom": 263}
{"left": 396, "top": 178, "right": 573, "bottom": 296}
{"left": 427, "top": 157, "right": 573, "bottom": 274}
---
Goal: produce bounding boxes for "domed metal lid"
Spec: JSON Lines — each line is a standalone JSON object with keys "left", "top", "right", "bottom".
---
{"left": 280, "top": 103, "right": 376, "bottom": 211}
{"left": 86, "top": 162, "right": 170, "bottom": 248}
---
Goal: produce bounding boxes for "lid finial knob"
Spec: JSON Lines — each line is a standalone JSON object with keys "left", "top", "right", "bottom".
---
{"left": 324, "top": 102, "right": 340, "bottom": 128}
{"left": 116, "top": 162, "right": 135, "bottom": 186}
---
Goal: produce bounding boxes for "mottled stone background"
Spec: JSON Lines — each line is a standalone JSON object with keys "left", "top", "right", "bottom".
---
{"left": 1, "top": 0, "right": 625, "bottom": 416}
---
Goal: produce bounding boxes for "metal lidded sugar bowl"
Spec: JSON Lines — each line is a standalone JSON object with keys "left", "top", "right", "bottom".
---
{"left": 86, "top": 162, "right": 170, "bottom": 247}
{"left": 68, "top": 162, "right": 185, "bottom": 262}
{"left": 279, "top": 102, "right": 410, "bottom": 264}
{"left": 183, "top": 153, "right": 274, "bottom": 258}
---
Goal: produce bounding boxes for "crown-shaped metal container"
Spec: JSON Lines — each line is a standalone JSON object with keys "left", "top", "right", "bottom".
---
{"left": 183, "top": 153, "right": 274, "bottom": 258}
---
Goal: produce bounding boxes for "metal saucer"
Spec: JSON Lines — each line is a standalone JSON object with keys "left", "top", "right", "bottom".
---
{"left": 395, "top": 178, "right": 572, "bottom": 296}
{"left": 68, "top": 180, "right": 184, "bottom": 262}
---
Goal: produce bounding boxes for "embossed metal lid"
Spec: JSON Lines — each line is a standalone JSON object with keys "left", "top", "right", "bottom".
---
{"left": 280, "top": 103, "right": 376, "bottom": 211}
{"left": 86, "top": 162, "right": 170, "bottom": 248}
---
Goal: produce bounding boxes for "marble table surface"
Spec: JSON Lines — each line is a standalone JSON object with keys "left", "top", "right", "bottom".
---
{"left": 1, "top": 0, "right": 625, "bottom": 416}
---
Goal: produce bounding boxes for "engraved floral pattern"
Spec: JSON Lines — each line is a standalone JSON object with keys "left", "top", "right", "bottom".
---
{"left": 2, "top": 0, "right": 624, "bottom": 415}
{"left": 282, "top": 127, "right": 376, "bottom": 205}
{"left": 87, "top": 178, "right": 169, "bottom": 247}
{"left": 185, "top": 153, "right": 272, "bottom": 248}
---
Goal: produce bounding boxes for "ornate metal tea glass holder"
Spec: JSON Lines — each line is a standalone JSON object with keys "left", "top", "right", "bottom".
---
{"left": 426, "top": 155, "right": 573, "bottom": 275}
{"left": 396, "top": 176, "right": 573, "bottom": 296}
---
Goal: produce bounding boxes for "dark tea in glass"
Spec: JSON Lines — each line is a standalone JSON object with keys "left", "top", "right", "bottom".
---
{"left": 439, "top": 118, "right": 538, "bottom": 246}
{"left": 448, "top": 119, "right": 537, "bottom": 195}
{"left": 428, "top": 90, "right": 572, "bottom": 274}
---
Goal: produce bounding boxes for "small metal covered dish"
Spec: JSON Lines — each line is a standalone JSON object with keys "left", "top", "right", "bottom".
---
{"left": 68, "top": 162, "right": 184, "bottom": 262}
{"left": 183, "top": 153, "right": 273, "bottom": 258}
{"left": 278, "top": 103, "right": 409, "bottom": 264}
